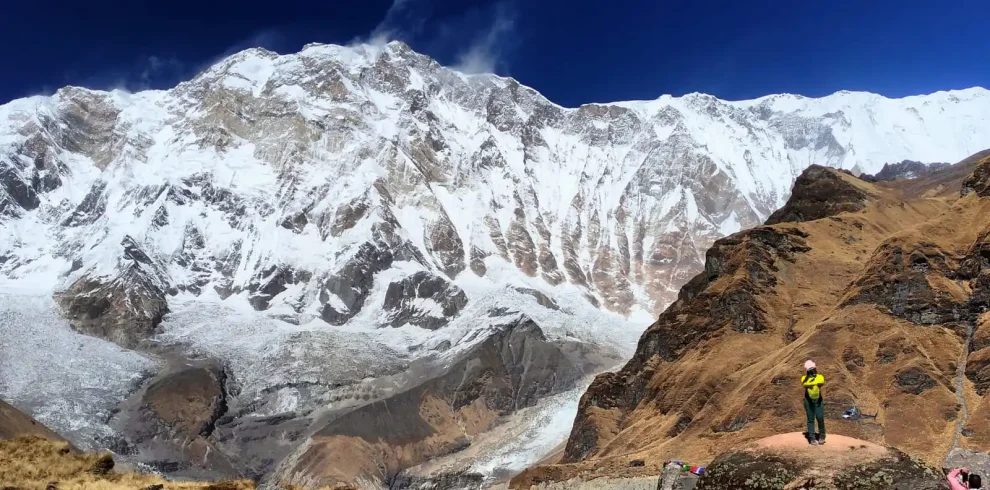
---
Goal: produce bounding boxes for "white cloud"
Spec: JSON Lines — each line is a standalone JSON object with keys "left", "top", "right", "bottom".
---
{"left": 452, "top": 3, "right": 516, "bottom": 75}
{"left": 372, "top": 0, "right": 414, "bottom": 39}
{"left": 354, "top": 0, "right": 518, "bottom": 76}
{"left": 353, "top": 0, "right": 419, "bottom": 47}
{"left": 140, "top": 55, "right": 184, "bottom": 85}
{"left": 187, "top": 28, "right": 285, "bottom": 80}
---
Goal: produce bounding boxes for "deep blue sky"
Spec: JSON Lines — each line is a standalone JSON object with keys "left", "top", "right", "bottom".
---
{"left": 2, "top": 0, "right": 988, "bottom": 107}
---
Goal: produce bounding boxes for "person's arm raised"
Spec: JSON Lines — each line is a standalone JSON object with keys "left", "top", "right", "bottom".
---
{"left": 946, "top": 468, "right": 968, "bottom": 490}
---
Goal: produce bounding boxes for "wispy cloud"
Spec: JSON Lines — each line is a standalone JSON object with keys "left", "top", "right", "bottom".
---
{"left": 45, "top": 28, "right": 285, "bottom": 96}
{"left": 366, "top": 0, "right": 419, "bottom": 46}
{"left": 451, "top": 3, "right": 516, "bottom": 74}
{"left": 184, "top": 28, "right": 287, "bottom": 80}
{"left": 224, "top": 28, "right": 286, "bottom": 55}
{"left": 139, "top": 55, "right": 184, "bottom": 86}
{"left": 66, "top": 53, "right": 187, "bottom": 93}
{"left": 357, "top": 0, "right": 518, "bottom": 75}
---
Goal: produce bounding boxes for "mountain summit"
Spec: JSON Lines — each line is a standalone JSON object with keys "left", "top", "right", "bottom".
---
{"left": 1, "top": 40, "right": 988, "bottom": 487}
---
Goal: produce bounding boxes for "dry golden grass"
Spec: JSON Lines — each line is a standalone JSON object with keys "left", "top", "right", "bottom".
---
{"left": 0, "top": 436, "right": 254, "bottom": 490}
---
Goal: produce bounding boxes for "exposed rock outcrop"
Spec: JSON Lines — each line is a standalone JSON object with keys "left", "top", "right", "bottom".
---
{"left": 765, "top": 165, "right": 871, "bottom": 225}
{"left": 863, "top": 159, "right": 950, "bottom": 182}
{"left": 55, "top": 237, "right": 171, "bottom": 349}
{"left": 383, "top": 271, "right": 469, "bottom": 329}
{"left": 109, "top": 360, "right": 238, "bottom": 479}
{"left": 962, "top": 154, "right": 990, "bottom": 197}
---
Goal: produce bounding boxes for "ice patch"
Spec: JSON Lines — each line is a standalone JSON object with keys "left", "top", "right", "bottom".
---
{"left": 719, "top": 210, "right": 742, "bottom": 236}
{"left": 469, "top": 382, "right": 588, "bottom": 475}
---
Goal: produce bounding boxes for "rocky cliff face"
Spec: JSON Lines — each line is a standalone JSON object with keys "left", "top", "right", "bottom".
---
{"left": 1, "top": 40, "right": 989, "bottom": 487}
{"left": 518, "top": 152, "right": 990, "bottom": 484}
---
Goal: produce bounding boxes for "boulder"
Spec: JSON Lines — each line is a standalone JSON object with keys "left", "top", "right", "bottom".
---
{"left": 695, "top": 433, "right": 946, "bottom": 490}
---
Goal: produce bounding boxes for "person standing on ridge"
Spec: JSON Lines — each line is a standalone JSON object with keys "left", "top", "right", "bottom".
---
{"left": 802, "top": 360, "right": 825, "bottom": 445}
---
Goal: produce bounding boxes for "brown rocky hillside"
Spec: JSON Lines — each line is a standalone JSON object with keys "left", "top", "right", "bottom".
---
{"left": 514, "top": 150, "right": 990, "bottom": 485}
{"left": 0, "top": 399, "right": 68, "bottom": 443}
{"left": 0, "top": 398, "right": 255, "bottom": 490}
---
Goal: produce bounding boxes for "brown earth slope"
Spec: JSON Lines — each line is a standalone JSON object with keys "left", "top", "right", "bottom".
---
{"left": 515, "top": 152, "right": 990, "bottom": 485}
{"left": 0, "top": 399, "right": 67, "bottom": 443}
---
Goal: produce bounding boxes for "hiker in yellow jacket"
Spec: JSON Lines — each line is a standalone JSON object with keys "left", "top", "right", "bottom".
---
{"left": 802, "top": 360, "right": 825, "bottom": 445}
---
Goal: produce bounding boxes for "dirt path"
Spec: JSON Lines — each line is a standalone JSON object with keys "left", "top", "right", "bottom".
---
{"left": 949, "top": 321, "right": 975, "bottom": 455}
{"left": 754, "top": 432, "right": 889, "bottom": 468}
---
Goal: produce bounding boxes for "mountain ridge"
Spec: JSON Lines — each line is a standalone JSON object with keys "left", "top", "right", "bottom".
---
{"left": 513, "top": 151, "right": 990, "bottom": 487}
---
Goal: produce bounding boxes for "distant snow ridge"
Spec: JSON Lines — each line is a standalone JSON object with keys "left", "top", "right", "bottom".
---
{"left": 0, "top": 40, "right": 987, "bottom": 484}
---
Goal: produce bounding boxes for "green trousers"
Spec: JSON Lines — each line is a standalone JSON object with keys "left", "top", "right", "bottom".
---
{"left": 804, "top": 396, "right": 825, "bottom": 440}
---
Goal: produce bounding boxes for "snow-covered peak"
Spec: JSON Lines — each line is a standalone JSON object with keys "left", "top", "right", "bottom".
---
{"left": 0, "top": 41, "right": 988, "bottom": 321}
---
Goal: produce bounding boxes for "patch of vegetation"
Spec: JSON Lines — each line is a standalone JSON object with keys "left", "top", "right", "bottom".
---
{"left": 696, "top": 451, "right": 805, "bottom": 490}
{"left": 831, "top": 453, "right": 943, "bottom": 490}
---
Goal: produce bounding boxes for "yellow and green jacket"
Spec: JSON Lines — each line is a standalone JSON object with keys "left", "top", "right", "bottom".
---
{"left": 802, "top": 374, "right": 825, "bottom": 400}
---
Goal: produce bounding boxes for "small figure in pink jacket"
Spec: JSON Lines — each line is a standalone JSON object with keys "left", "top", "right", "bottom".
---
{"left": 947, "top": 467, "right": 982, "bottom": 489}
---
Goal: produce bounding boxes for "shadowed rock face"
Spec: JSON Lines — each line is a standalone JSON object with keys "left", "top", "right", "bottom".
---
{"left": 514, "top": 287, "right": 561, "bottom": 311}
{"left": 516, "top": 153, "right": 990, "bottom": 485}
{"left": 55, "top": 237, "right": 171, "bottom": 349}
{"left": 318, "top": 222, "right": 428, "bottom": 326}
{"left": 275, "top": 317, "right": 591, "bottom": 488}
{"left": 841, "top": 239, "right": 983, "bottom": 328}
{"left": 383, "top": 271, "right": 469, "bottom": 329}
{"left": 962, "top": 157, "right": 990, "bottom": 198}
{"left": 0, "top": 159, "right": 41, "bottom": 217}
{"left": 246, "top": 265, "right": 312, "bottom": 311}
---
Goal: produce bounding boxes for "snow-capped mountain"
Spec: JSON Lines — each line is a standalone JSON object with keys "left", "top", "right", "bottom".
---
{"left": 1, "top": 40, "right": 988, "bottom": 487}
